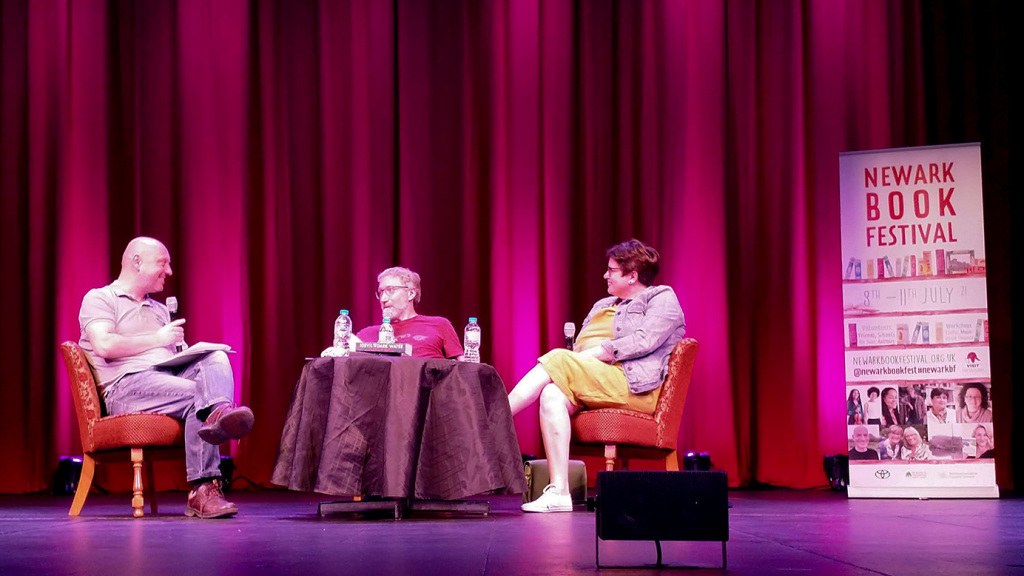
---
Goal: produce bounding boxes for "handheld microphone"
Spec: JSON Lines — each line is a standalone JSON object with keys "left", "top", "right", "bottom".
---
{"left": 563, "top": 322, "right": 576, "bottom": 350}
{"left": 166, "top": 296, "right": 185, "bottom": 352}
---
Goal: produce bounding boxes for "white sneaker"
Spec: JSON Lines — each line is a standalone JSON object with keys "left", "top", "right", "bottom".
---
{"left": 521, "top": 484, "right": 573, "bottom": 513}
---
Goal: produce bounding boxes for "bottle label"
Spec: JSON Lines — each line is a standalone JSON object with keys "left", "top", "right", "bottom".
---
{"left": 465, "top": 332, "right": 481, "bottom": 345}
{"left": 334, "top": 315, "right": 352, "bottom": 350}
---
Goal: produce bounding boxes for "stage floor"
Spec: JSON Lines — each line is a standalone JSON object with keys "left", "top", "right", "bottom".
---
{"left": 1, "top": 488, "right": 1022, "bottom": 575}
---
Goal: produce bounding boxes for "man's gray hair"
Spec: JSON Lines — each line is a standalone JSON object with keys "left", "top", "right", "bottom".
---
{"left": 378, "top": 267, "right": 422, "bottom": 305}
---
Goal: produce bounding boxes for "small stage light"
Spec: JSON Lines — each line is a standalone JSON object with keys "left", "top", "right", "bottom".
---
{"left": 822, "top": 454, "right": 849, "bottom": 491}
{"left": 683, "top": 451, "right": 712, "bottom": 471}
{"left": 53, "top": 456, "right": 83, "bottom": 495}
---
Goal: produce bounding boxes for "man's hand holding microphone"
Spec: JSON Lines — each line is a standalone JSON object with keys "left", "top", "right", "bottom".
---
{"left": 166, "top": 296, "right": 187, "bottom": 351}
{"left": 159, "top": 318, "right": 187, "bottom": 352}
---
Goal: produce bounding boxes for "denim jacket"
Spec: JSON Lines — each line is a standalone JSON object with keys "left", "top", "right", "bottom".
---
{"left": 584, "top": 285, "right": 686, "bottom": 393}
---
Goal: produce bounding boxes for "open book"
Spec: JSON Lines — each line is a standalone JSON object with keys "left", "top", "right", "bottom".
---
{"left": 152, "top": 342, "right": 234, "bottom": 370}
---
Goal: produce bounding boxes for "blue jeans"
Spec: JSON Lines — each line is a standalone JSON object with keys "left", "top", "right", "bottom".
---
{"left": 104, "top": 351, "right": 234, "bottom": 482}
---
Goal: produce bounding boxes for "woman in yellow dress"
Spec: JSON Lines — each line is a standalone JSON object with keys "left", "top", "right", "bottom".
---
{"left": 508, "top": 239, "right": 686, "bottom": 512}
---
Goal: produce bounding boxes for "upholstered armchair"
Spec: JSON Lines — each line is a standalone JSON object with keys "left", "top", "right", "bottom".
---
{"left": 570, "top": 338, "right": 699, "bottom": 471}
{"left": 60, "top": 341, "right": 186, "bottom": 517}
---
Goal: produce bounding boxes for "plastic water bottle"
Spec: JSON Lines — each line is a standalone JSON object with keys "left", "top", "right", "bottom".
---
{"left": 378, "top": 317, "right": 395, "bottom": 344}
{"left": 333, "top": 310, "right": 352, "bottom": 355}
{"left": 463, "top": 317, "right": 481, "bottom": 363}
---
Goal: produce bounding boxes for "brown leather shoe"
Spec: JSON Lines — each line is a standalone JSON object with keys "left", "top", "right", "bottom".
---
{"left": 198, "top": 403, "right": 255, "bottom": 445}
{"left": 185, "top": 480, "right": 238, "bottom": 519}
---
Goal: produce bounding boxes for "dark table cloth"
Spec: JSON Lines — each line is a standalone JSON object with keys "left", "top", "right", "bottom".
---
{"left": 271, "top": 354, "right": 526, "bottom": 500}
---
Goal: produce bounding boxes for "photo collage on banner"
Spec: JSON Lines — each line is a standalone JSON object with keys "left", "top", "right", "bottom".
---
{"left": 839, "top": 143, "right": 997, "bottom": 498}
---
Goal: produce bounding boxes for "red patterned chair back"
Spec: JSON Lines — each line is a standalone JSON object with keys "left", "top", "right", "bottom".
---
{"left": 651, "top": 338, "right": 699, "bottom": 449}
{"left": 61, "top": 341, "right": 106, "bottom": 453}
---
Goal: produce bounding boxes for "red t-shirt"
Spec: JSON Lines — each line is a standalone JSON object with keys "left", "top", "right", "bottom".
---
{"left": 355, "top": 315, "right": 464, "bottom": 360}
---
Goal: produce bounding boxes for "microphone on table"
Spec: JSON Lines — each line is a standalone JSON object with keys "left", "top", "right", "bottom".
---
{"left": 563, "top": 322, "right": 576, "bottom": 350}
{"left": 166, "top": 296, "right": 186, "bottom": 352}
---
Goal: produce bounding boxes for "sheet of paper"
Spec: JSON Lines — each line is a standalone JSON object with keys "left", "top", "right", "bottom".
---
{"left": 152, "top": 342, "right": 233, "bottom": 369}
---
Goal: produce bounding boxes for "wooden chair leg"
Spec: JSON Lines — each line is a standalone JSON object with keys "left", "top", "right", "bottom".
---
{"left": 131, "top": 448, "right": 145, "bottom": 518}
{"left": 69, "top": 455, "right": 96, "bottom": 516}
{"left": 603, "top": 445, "right": 617, "bottom": 471}
{"left": 665, "top": 450, "right": 679, "bottom": 471}
{"left": 144, "top": 460, "right": 158, "bottom": 514}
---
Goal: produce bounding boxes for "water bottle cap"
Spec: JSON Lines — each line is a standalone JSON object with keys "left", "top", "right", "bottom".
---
{"left": 469, "top": 317, "right": 477, "bottom": 322}
{"left": 383, "top": 317, "right": 391, "bottom": 323}
{"left": 340, "top": 309, "right": 349, "bottom": 315}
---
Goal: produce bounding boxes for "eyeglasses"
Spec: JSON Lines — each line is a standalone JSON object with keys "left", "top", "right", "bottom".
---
{"left": 376, "top": 285, "right": 410, "bottom": 299}
{"left": 606, "top": 266, "right": 623, "bottom": 275}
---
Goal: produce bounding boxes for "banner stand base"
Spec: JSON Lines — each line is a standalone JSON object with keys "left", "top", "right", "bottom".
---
{"left": 848, "top": 485, "right": 1000, "bottom": 499}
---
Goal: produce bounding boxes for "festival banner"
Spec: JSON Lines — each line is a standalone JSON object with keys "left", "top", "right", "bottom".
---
{"left": 839, "top": 143, "right": 997, "bottom": 498}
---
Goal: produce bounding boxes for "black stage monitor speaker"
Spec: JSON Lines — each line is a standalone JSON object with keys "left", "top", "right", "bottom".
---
{"left": 596, "top": 470, "right": 729, "bottom": 568}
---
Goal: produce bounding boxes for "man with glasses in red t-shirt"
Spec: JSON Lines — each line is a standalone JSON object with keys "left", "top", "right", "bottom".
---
{"left": 349, "top": 267, "right": 464, "bottom": 360}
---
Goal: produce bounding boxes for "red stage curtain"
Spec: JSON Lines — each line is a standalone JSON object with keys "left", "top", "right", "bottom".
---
{"left": 0, "top": 0, "right": 1010, "bottom": 493}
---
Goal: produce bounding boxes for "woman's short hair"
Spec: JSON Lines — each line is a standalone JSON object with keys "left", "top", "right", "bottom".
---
{"left": 378, "top": 266, "right": 422, "bottom": 305}
{"left": 958, "top": 383, "right": 990, "bottom": 410}
{"left": 867, "top": 386, "right": 880, "bottom": 398}
{"left": 607, "top": 239, "right": 660, "bottom": 286}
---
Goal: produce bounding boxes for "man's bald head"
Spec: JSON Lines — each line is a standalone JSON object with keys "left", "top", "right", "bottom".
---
{"left": 117, "top": 237, "right": 172, "bottom": 297}
{"left": 852, "top": 425, "right": 870, "bottom": 450}
{"left": 121, "top": 237, "right": 167, "bottom": 269}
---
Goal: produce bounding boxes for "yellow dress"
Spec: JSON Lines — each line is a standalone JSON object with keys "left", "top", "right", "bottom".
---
{"left": 538, "top": 306, "right": 661, "bottom": 414}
